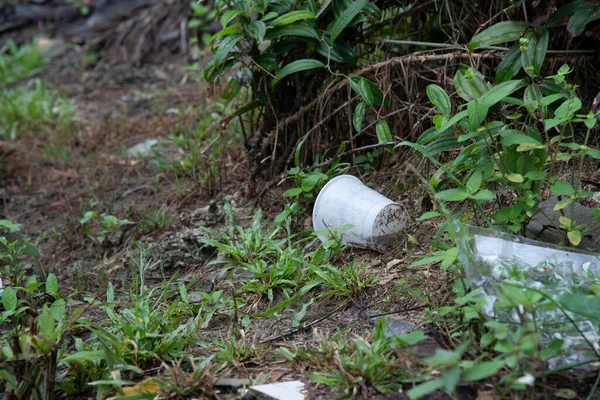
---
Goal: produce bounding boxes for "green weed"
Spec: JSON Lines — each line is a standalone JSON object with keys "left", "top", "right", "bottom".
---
{"left": 0, "top": 79, "right": 76, "bottom": 139}
{"left": 0, "top": 39, "right": 46, "bottom": 86}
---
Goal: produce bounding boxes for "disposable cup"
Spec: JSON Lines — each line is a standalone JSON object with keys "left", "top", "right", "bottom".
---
{"left": 312, "top": 175, "right": 408, "bottom": 251}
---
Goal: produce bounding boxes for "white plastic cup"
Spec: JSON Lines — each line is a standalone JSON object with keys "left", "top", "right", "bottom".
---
{"left": 312, "top": 175, "right": 408, "bottom": 251}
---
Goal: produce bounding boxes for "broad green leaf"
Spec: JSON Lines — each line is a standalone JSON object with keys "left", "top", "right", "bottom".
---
{"left": 213, "top": 34, "right": 242, "bottom": 66}
{"left": 271, "top": 10, "right": 316, "bottom": 27}
{"left": 496, "top": 45, "right": 522, "bottom": 83}
{"left": 500, "top": 130, "right": 542, "bottom": 147}
{"left": 395, "top": 330, "right": 427, "bottom": 345}
{"left": 454, "top": 68, "right": 488, "bottom": 101}
{"left": 208, "top": 23, "right": 242, "bottom": 45}
{"left": 567, "top": 5, "right": 600, "bottom": 36}
{"left": 435, "top": 188, "right": 469, "bottom": 202}
{"left": 418, "top": 211, "right": 442, "bottom": 221}
{"left": 2, "top": 286, "right": 17, "bottom": 311}
{"left": 407, "top": 378, "right": 445, "bottom": 399}
{"left": 521, "top": 28, "right": 549, "bottom": 77}
{"left": 46, "top": 273, "right": 58, "bottom": 295}
{"left": 524, "top": 170, "right": 546, "bottom": 181}
{"left": 301, "top": 172, "right": 327, "bottom": 192}
{"left": 550, "top": 180, "right": 575, "bottom": 196}
{"left": 248, "top": 21, "right": 266, "bottom": 42}
{"left": 470, "top": 189, "right": 494, "bottom": 201}
{"left": 353, "top": 102, "right": 366, "bottom": 132}
{"left": 467, "top": 100, "right": 489, "bottom": 128}
{"left": 50, "top": 298, "right": 66, "bottom": 321}
{"left": 349, "top": 77, "right": 388, "bottom": 106}
{"left": 504, "top": 173, "right": 524, "bottom": 183}
{"left": 555, "top": 98, "right": 582, "bottom": 119}
{"left": 559, "top": 293, "right": 600, "bottom": 323}
{"left": 375, "top": 120, "right": 393, "bottom": 143}
{"left": 316, "top": 38, "right": 357, "bottom": 64}
{"left": 469, "top": 21, "right": 529, "bottom": 51}
{"left": 424, "top": 136, "right": 460, "bottom": 155}
{"left": 567, "top": 229, "right": 582, "bottom": 246}
{"left": 462, "top": 360, "right": 504, "bottom": 382}
{"left": 554, "top": 197, "right": 572, "bottom": 211}
{"left": 221, "top": 10, "right": 244, "bottom": 28}
{"left": 466, "top": 170, "right": 482, "bottom": 194}
{"left": 275, "top": 59, "right": 325, "bottom": 80}
{"left": 265, "top": 23, "right": 320, "bottom": 40}
{"left": 479, "top": 80, "right": 525, "bottom": 107}
{"left": 426, "top": 84, "right": 451, "bottom": 115}
{"left": 38, "top": 306, "right": 55, "bottom": 336}
{"left": 330, "top": 0, "right": 368, "bottom": 44}
{"left": 62, "top": 350, "right": 106, "bottom": 363}
{"left": 283, "top": 188, "right": 303, "bottom": 197}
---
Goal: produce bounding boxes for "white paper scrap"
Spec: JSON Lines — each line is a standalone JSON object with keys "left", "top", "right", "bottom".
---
{"left": 249, "top": 380, "right": 305, "bottom": 400}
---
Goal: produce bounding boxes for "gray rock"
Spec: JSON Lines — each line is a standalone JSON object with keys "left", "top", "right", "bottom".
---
{"left": 125, "top": 139, "right": 159, "bottom": 158}
{"left": 526, "top": 196, "right": 600, "bottom": 251}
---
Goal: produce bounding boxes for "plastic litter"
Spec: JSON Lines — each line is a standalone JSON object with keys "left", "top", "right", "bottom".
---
{"left": 312, "top": 175, "right": 408, "bottom": 251}
{"left": 248, "top": 381, "right": 305, "bottom": 400}
{"left": 454, "top": 223, "right": 600, "bottom": 369}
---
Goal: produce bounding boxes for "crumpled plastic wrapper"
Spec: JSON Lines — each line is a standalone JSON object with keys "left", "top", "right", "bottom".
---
{"left": 454, "top": 223, "right": 600, "bottom": 369}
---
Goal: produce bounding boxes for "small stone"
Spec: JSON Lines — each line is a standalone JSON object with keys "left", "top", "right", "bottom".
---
{"left": 386, "top": 259, "right": 402, "bottom": 269}
{"left": 125, "top": 139, "right": 159, "bottom": 158}
{"left": 592, "top": 192, "right": 600, "bottom": 204}
{"left": 526, "top": 196, "right": 600, "bottom": 251}
{"left": 380, "top": 317, "right": 416, "bottom": 337}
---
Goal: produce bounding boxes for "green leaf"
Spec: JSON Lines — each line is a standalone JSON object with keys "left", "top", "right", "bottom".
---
{"left": 524, "top": 170, "right": 546, "bottom": 181}
{"left": 221, "top": 10, "right": 244, "bottom": 28}
{"left": 424, "top": 137, "right": 460, "bottom": 155}
{"left": 418, "top": 211, "right": 442, "bottom": 221}
{"left": 426, "top": 84, "right": 451, "bottom": 115}
{"left": 275, "top": 59, "right": 325, "bottom": 80}
{"left": 350, "top": 77, "right": 376, "bottom": 106}
{"left": 301, "top": 173, "right": 327, "bottom": 192}
{"left": 567, "top": 229, "right": 582, "bottom": 246}
{"left": 435, "top": 188, "right": 469, "bottom": 202}
{"left": 521, "top": 28, "right": 549, "bottom": 77}
{"left": 567, "top": 5, "right": 600, "bottom": 36}
{"left": 550, "top": 180, "right": 575, "bottom": 196}
{"left": 462, "top": 360, "right": 504, "bottom": 382}
{"left": 353, "top": 102, "right": 366, "bottom": 132}
{"left": 467, "top": 100, "right": 489, "bottom": 128}
{"left": 559, "top": 293, "right": 600, "bottom": 324}
{"left": 496, "top": 45, "right": 522, "bottom": 83}
{"left": 213, "top": 34, "right": 242, "bottom": 66}
{"left": 555, "top": 98, "right": 582, "bottom": 119}
{"left": 2, "top": 286, "right": 17, "bottom": 311}
{"left": 283, "top": 187, "right": 303, "bottom": 197}
{"left": 407, "top": 378, "right": 445, "bottom": 399}
{"left": 466, "top": 170, "right": 483, "bottom": 194}
{"left": 454, "top": 68, "right": 488, "bottom": 101}
{"left": 50, "top": 298, "right": 66, "bottom": 321}
{"left": 248, "top": 21, "right": 266, "bottom": 42}
{"left": 554, "top": 197, "right": 572, "bottom": 211}
{"left": 265, "top": 23, "right": 320, "bottom": 40}
{"left": 504, "top": 173, "right": 524, "bottom": 183}
{"left": 375, "top": 120, "right": 393, "bottom": 143}
{"left": 271, "top": 10, "right": 316, "bottom": 27}
{"left": 479, "top": 80, "right": 525, "bottom": 108}
{"left": 470, "top": 189, "right": 494, "bottom": 201}
{"left": 38, "top": 306, "right": 55, "bottom": 336}
{"left": 61, "top": 350, "right": 106, "bottom": 363}
{"left": 469, "top": 21, "right": 529, "bottom": 51}
{"left": 330, "top": 0, "right": 368, "bottom": 44}
{"left": 46, "top": 273, "right": 58, "bottom": 295}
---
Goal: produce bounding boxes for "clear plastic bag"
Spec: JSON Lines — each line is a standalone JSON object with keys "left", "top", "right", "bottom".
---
{"left": 453, "top": 223, "right": 600, "bottom": 369}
